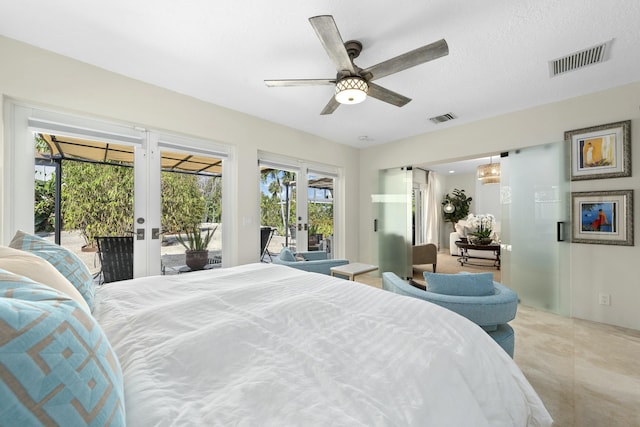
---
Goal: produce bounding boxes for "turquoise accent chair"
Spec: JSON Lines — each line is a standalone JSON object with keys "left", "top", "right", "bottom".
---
{"left": 382, "top": 271, "right": 518, "bottom": 357}
{"left": 271, "top": 247, "right": 349, "bottom": 276}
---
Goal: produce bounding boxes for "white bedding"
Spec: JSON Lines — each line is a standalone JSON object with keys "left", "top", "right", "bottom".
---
{"left": 93, "top": 263, "right": 552, "bottom": 426}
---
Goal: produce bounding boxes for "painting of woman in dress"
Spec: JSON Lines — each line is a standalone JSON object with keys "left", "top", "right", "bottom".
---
{"left": 579, "top": 134, "right": 616, "bottom": 169}
{"left": 580, "top": 202, "right": 615, "bottom": 233}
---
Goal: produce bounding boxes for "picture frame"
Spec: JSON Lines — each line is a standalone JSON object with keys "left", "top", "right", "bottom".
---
{"left": 571, "top": 190, "right": 634, "bottom": 246}
{"left": 565, "top": 120, "right": 631, "bottom": 181}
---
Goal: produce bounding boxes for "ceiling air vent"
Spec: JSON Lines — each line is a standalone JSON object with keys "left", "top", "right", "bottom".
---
{"left": 429, "top": 112, "right": 456, "bottom": 124}
{"left": 549, "top": 40, "right": 612, "bottom": 77}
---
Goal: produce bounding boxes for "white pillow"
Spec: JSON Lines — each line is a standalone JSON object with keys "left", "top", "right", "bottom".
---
{"left": 0, "top": 246, "right": 91, "bottom": 312}
{"left": 455, "top": 220, "right": 468, "bottom": 236}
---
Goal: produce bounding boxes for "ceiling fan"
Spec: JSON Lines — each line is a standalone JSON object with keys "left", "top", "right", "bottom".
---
{"left": 265, "top": 15, "right": 449, "bottom": 115}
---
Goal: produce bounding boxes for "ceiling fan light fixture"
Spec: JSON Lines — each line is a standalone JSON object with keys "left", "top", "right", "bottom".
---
{"left": 335, "top": 77, "right": 368, "bottom": 104}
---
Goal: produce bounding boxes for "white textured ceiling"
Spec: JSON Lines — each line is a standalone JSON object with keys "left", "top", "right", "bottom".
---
{"left": 1, "top": 1, "right": 639, "bottom": 148}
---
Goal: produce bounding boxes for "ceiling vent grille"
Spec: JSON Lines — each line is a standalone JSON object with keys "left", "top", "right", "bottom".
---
{"left": 550, "top": 40, "right": 612, "bottom": 77}
{"left": 429, "top": 112, "right": 456, "bottom": 124}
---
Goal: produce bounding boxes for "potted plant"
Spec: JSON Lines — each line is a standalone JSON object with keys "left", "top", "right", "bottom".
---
{"left": 442, "top": 188, "right": 473, "bottom": 231}
{"left": 176, "top": 226, "right": 216, "bottom": 270}
{"left": 467, "top": 214, "right": 495, "bottom": 245}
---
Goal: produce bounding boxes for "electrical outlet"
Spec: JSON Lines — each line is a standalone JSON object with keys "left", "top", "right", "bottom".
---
{"left": 598, "top": 293, "right": 611, "bottom": 306}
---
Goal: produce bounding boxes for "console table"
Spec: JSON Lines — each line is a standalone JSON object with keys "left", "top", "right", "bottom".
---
{"left": 454, "top": 241, "right": 501, "bottom": 270}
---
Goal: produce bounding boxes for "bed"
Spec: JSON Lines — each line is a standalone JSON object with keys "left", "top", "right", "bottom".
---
{"left": 1, "top": 231, "right": 551, "bottom": 425}
{"left": 92, "top": 263, "right": 552, "bottom": 426}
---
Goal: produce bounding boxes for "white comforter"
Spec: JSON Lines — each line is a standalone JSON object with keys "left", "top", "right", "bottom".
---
{"left": 93, "top": 263, "right": 552, "bottom": 426}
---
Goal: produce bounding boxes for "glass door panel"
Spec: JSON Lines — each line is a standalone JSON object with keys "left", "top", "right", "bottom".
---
{"left": 33, "top": 132, "right": 135, "bottom": 278}
{"left": 307, "top": 173, "right": 335, "bottom": 257}
{"left": 501, "top": 141, "right": 570, "bottom": 315}
{"left": 376, "top": 167, "right": 412, "bottom": 279}
{"left": 159, "top": 148, "right": 224, "bottom": 274}
{"left": 260, "top": 167, "right": 298, "bottom": 254}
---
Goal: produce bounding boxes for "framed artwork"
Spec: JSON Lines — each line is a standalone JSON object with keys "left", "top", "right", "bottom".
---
{"left": 565, "top": 120, "right": 631, "bottom": 181}
{"left": 571, "top": 190, "right": 634, "bottom": 246}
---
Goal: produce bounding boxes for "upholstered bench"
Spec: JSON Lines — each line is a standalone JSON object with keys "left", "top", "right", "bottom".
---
{"left": 382, "top": 271, "right": 517, "bottom": 357}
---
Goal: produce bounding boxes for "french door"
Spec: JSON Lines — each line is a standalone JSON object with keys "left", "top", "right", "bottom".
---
{"left": 9, "top": 103, "right": 230, "bottom": 278}
{"left": 259, "top": 155, "right": 339, "bottom": 258}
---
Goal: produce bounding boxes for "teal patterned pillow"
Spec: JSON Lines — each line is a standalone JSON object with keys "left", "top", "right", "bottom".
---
{"left": 0, "top": 269, "right": 125, "bottom": 426}
{"left": 9, "top": 230, "right": 94, "bottom": 311}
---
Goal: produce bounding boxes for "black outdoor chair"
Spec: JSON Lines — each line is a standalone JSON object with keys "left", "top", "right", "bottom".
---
{"left": 96, "top": 236, "right": 134, "bottom": 284}
{"left": 260, "top": 226, "right": 275, "bottom": 262}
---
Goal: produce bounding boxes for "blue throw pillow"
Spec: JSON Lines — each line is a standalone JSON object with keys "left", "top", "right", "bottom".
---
{"left": 0, "top": 269, "right": 125, "bottom": 426}
{"left": 279, "top": 247, "right": 296, "bottom": 262}
{"left": 9, "top": 230, "right": 94, "bottom": 311}
{"left": 424, "top": 271, "right": 495, "bottom": 296}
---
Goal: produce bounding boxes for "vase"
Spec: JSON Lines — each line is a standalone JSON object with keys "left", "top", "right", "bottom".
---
{"left": 469, "top": 236, "right": 492, "bottom": 246}
{"left": 185, "top": 250, "right": 209, "bottom": 270}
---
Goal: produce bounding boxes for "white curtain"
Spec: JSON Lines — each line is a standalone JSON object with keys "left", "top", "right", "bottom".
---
{"left": 415, "top": 184, "right": 426, "bottom": 245}
{"left": 425, "top": 171, "right": 440, "bottom": 246}
{"left": 413, "top": 171, "right": 440, "bottom": 247}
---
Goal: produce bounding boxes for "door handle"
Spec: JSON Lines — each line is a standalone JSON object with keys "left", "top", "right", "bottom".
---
{"left": 557, "top": 221, "right": 565, "bottom": 242}
{"left": 136, "top": 228, "right": 145, "bottom": 240}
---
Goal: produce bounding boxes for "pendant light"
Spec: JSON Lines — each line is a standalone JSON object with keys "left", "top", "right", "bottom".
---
{"left": 477, "top": 156, "right": 501, "bottom": 184}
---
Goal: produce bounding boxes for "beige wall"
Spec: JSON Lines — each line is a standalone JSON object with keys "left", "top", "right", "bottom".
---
{"left": 360, "top": 81, "right": 640, "bottom": 330}
{"left": 0, "top": 36, "right": 360, "bottom": 265}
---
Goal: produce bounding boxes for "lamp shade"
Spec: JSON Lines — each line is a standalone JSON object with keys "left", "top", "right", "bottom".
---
{"left": 477, "top": 162, "right": 501, "bottom": 184}
{"left": 335, "top": 77, "right": 368, "bottom": 104}
{"left": 443, "top": 202, "right": 455, "bottom": 213}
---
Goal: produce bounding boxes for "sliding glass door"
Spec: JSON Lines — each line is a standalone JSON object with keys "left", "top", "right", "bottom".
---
{"left": 376, "top": 167, "right": 412, "bottom": 279}
{"left": 501, "top": 142, "right": 570, "bottom": 315}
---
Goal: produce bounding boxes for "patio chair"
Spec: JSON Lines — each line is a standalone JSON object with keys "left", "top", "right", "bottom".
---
{"left": 260, "top": 226, "right": 275, "bottom": 262}
{"left": 96, "top": 236, "right": 134, "bottom": 284}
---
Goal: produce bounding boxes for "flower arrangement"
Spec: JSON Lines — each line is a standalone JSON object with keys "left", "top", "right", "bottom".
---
{"left": 466, "top": 214, "right": 496, "bottom": 242}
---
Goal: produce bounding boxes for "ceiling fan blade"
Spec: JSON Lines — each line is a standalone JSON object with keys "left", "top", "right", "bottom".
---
{"left": 320, "top": 96, "right": 340, "bottom": 115}
{"left": 363, "top": 39, "right": 449, "bottom": 81}
{"left": 367, "top": 82, "right": 412, "bottom": 107}
{"left": 265, "top": 79, "right": 335, "bottom": 87}
{"left": 309, "top": 15, "right": 356, "bottom": 74}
